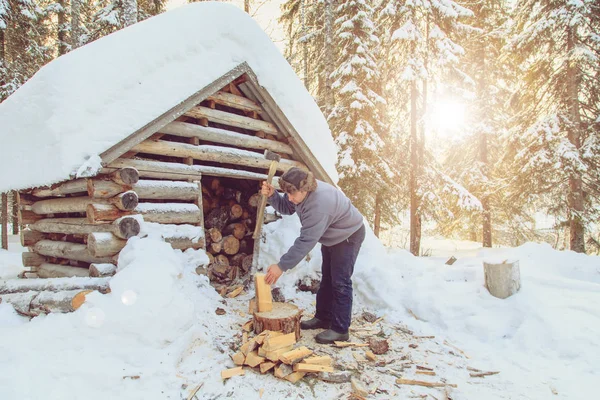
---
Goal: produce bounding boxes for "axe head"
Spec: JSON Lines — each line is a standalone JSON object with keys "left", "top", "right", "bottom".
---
{"left": 264, "top": 149, "right": 281, "bottom": 162}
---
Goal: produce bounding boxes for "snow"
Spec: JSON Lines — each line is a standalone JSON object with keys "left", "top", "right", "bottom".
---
{"left": 0, "top": 217, "right": 599, "bottom": 398}
{"left": 0, "top": 2, "right": 338, "bottom": 193}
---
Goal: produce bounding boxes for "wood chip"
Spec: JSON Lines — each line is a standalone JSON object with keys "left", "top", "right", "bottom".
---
{"left": 470, "top": 371, "right": 500, "bottom": 378}
{"left": 221, "top": 366, "right": 245, "bottom": 380}
{"left": 395, "top": 378, "right": 457, "bottom": 388}
{"left": 304, "top": 355, "right": 332, "bottom": 366}
{"left": 284, "top": 371, "right": 306, "bottom": 383}
{"left": 262, "top": 332, "right": 296, "bottom": 351}
{"left": 365, "top": 351, "right": 377, "bottom": 361}
{"left": 215, "top": 307, "right": 226, "bottom": 315}
{"left": 416, "top": 365, "right": 434, "bottom": 371}
{"left": 334, "top": 341, "right": 369, "bottom": 348}
{"left": 444, "top": 340, "right": 470, "bottom": 359}
{"left": 244, "top": 350, "right": 265, "bottom": 368}
{"left": 231, "top": 351, "right": 245, "bottom": 366}
{"left": 416, "top": 370, "right": 436, "bottom": 376}
{"left": 274, "top": 363, "right": 293, "bottom": 379}
{"left": 242, "top": 320, "right": 253, "bottom": 332}
{"left": 280, "top": 346, "right": 313, "bottom": 364}
{"left": 351, "top": 377, "right": 369, "bottom": 397}
{"left": 259, "top": 361, "right": 277, "bottom": 374}
{"left": 259, "top": 388, "right": 264, "bottom": 398}
{"left": 227, "top": 286, "right": 244, "bottom": 298}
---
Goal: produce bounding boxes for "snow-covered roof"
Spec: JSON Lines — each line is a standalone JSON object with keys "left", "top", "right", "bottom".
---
{"left": 0, "top": 3, "right": 338, "bottom": 193}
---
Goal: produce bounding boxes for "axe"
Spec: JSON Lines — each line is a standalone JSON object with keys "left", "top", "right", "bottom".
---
{"left": 253, "top": 150, "right": 281, "bottom": 239}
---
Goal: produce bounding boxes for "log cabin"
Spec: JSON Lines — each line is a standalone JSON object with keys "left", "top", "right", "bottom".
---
{"left": 0, "top": 4, "right": 338, "bottom": 315}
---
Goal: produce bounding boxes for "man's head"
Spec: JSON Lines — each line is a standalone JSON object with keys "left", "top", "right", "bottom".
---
{"left": 280, "top": 167, "right": 317, "bottom": 204}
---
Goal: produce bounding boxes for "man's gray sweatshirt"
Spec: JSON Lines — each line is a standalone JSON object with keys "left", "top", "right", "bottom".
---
{"left": 268, "top": 180, "right": 364, "bottom": 271}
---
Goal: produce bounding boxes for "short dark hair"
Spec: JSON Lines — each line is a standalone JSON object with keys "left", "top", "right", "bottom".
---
{"left": 280, "top": 168, "right": 317, "bottom": 194}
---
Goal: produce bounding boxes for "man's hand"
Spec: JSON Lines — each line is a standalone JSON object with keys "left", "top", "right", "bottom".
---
{"left": 261, "top": 181, "right": 275, "bottom": 198}
{"left": 265, "top": 264, "right": 283, "bottom": 285}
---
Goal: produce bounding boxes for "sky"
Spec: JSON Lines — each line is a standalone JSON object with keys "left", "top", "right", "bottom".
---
{"left": 166, "top": 0, "right": 286, "bottom": 52}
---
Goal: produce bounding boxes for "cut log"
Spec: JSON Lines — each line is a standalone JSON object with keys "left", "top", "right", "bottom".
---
{"left": 104, "top": 158, "right": 280, "bottom": 188}
{"left": 37, "top": 263, "right": 89, "bottom": 278}
{"left": 206, "top": 227, "right": 223, "bottom": 243}
{"left": 254, "top": 273, "right": 273, "bottom": 312}
{"left": 242, "top": 255, "right": 253, "bottom": 273}
{"left": 22, "top": 252, "right": 46, "bottom": 267}
{"left": 132, "top": 180, "right": 199, "bottom": 200}
{"left": 210, "top": 239, "right": 223, "bottom": 254}
{"left": 185, "top": 106, "right": 280, "bottom": 136}
{"left": 160, "top": 121, "right": 294, "bottom": 155}
{"left": 132, "top": 140, "right": 305, "bottom": 173}
{"left": 221, "top": 366, "right": 245, "bottom": 380}
{"left": 280, "top": 346, "right": 313, "bottom": 365}
{"left": 87, "top": 232, "right": 126, "bottom": 257}
{"left": 31, "top": 217, "right": 140, "bottom": 239}
{"left": 230, "top": 253, "right": 247, "bottom": 268}
{"left": 0, "top": 289, "right": 94, "bottom": 317}
{"left": 293, "top": 363, "right": 334, "bottom": 373}
{"left": 34, "top": 240, "right": 116, "bottom": 264}
{"left": 109, "top": 167, "right": 139, "bottom": 185}
{"left": 86, "top": 204, "right": 133, "bottom": 223}
{"left": 87, "top": 179, "right": 130, "bottom": 198}
{"left": 89, "top": 263, "right": 117, "bottom": 277}
{"left": 484, "top": 260, "right": 521, "bottom": 299}
{"left": 20, "top": 210, "right": 44, "bottom": 224}
{"left": 214, "top": 254, "right": 229, "bottom": 266}
{"left": 0, "top": 277, "right": 110, "bottom": 295}
{"left": 223, "top": 223, "right": 246, "bottom": 240}
{"left": 222, "top": 235, "right": 240, "bottom": 255}
{"left": 135, "top": 203, "right": 202, "bottom": 224}
{"left": 32, "top": 179, "right": 89, "bottom": 197}
{"left": 20, "top": 229, "right": 46, "bottom": 247}
{"left": 205, "top": 207, "right": 230, "bottom": 231}
{"left": 164, "top": 236, "right": 205, "bottom": 250}
{"left": 32, "top": 192, "right": 138, "bottom": 214}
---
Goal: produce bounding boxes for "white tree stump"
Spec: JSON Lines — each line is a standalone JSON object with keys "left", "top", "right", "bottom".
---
{"left": 484, "top": 260, "right": 521, "bottom": 299}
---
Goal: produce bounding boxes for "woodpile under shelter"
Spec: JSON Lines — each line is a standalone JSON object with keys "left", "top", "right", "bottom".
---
{"left": 0, "top": 4, "right": 338, "bottom": 316}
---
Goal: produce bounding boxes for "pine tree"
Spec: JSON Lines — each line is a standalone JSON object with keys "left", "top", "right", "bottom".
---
{"left": 505, "top": 0, "right": 600, "bottom": 253}
{"left": 327, "top": 0, "right": 397, "bottom": 225}
{"left": 88, "top": 0, "right": 138, "bottom": 42}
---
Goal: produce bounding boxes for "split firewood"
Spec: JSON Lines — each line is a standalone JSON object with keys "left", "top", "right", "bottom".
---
{"left": 284, "top": 371, "right": 306, "bottom": 383}
{"left": 274, "top": 363, "right": 293, "bottom": 379}
{"left": 254, "top": 273, "right": 272, "bottom": 312}
{"left": 262, "top": 345, "right": 294, "bottom": 362}
{"left": 304, "top": 355, "right": 332, "bottom": 366}
{"left": 221, "top": 366, "right": 244, "bottom": 380}
{"left": 244, "top": 350, "right": 265, "bottom": 367}
{"left": 240, "top": 338, "right": 258, "bottom": 356}
{"left": 255, "top": 330, "right": 282, "bottom": 345}
{"left": 242, "top": 332, "right": 248, "bottom": 343}
{"left": 262, "top": 332, "right": 296, "bottom": 351}
{"left": 280, "top": 346, "right": 313, "bottom": 365}
{"left": 444, "top": 340, "right": 470, "bottom": 358}
{"left": 365, "top": 351, "right": 377, "bottom": 362}
{"left": 293, "top": 363, "right": 333, "bottom": 373}
{"left": 259, "top": 361, "right": 277, "bottom": 374}
{"left": 248, "top": 298, "right": 257, "bottom": 313}
{"left": 231, "top": 352, "right": 245, "bottom": 366}
{"left": 242, "top": 320, "right": 253, "bottom": 332}
{"left": 395, "top": 378, "right": 457, "bottom": 388}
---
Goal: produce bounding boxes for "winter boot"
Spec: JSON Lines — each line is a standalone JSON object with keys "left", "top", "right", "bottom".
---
{"left": 315, "top": 329, "right": 349, "bottom": 344}
{"left": 300, "top": 317, "right": 331, "bottom": 330}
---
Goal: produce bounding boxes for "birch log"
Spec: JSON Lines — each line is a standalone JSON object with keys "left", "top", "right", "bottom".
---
{"left": 135, "top": 203, "right": 202, "bottom": 224}
{"left": 22, "top": 252, "right": 46, "bottom": 267}
{"left": 484, "top": 260, "right": 521, "bottom": 299}
{"left": 0, "top": 289, "right": 94, "bottom": 316}
{"left": 89, "top": 263, "right": 117, "bottom": 277}
{"left": 0, "top": 277, "right": 110, "bottom": 295}
{"left": 32, "top": 179, "right": 89, "bottom": 197}
{"left": 87, "top": 232, "right": 126, "bottom": 257}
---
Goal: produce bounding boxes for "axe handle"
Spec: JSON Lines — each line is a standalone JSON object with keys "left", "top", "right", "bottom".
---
{"left": 253, "top": 160, "right": 279, "bottom": 239}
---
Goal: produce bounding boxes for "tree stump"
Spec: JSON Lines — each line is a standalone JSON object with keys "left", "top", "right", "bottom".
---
{"left": 253, "top": 302, "right": 302, "bottom": 341}
{"left": 484, "top": 260, "right": 521, "bottom": 299}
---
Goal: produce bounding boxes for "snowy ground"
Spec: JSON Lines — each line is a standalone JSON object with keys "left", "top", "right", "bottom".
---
{"left": 0, "top": 216, "right": 598, "bottom": 400}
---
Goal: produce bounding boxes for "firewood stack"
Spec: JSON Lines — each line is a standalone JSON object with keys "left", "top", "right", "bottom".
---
{"left": 202, "top": 177, "right": 260, "bottom": 288}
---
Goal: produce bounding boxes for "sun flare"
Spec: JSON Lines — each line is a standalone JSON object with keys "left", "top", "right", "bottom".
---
{"left": 428, "top": 100, "right": 467, "bottom": 138}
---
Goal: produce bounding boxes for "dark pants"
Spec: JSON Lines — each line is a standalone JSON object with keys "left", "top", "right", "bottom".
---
{"left": 315, "top": 224, "right": 366, "bottom": 333}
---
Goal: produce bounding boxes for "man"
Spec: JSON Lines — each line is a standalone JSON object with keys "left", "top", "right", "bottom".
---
{"left": 261, "top": 167, "right": 366, "bottom": 344}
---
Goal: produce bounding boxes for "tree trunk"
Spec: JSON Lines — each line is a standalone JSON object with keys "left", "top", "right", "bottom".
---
{"left": 323, "top": 0, "right": 334, "bottom": 116}
{"left": 373, "top": 192, "right": 381, "bottom": 238}
{"left": 478, "top": 35, "right": 492, "bottom": 248}
{"left": 122, "top": 0, "right": 138, "bottom": 27}
{"left": 1, "top": 192, "right": 7, "bottom": 250}
{"left": 57, "top": 0, "right": 68, "bottom": 55}
{"left": 12, "top": 191, "right": 19, "bottom": 235}
{"left": 566, "top": 25, "right": 585, "bottom": 253}
{"left": 409, "top": 63, "right": 420, "bottom": 255}
{"left": 301, "top": 0, "right": 309, "bottom": 90}
{"left": 71, "top": 0, "right": 82, "bottom": 49}
{"left": 244, "top": 0, "right": 250, "bottom": 13}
